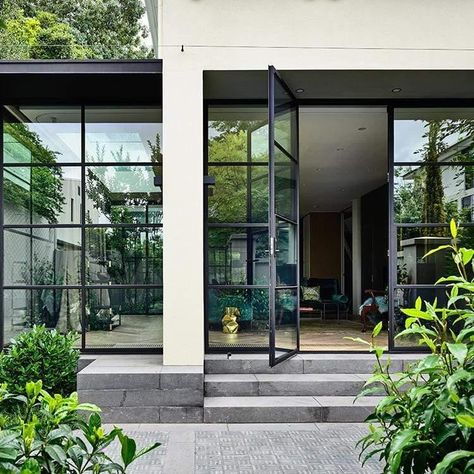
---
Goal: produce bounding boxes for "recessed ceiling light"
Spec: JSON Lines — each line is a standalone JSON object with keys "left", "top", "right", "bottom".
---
{"left": 295, "top": 88, "right": 304, "bottom": 93}
{"left": 358, "top": 127, "right": 367, "bottom": 131}
{"left": 392, "top": 87, "right": 402, "bottom": 93}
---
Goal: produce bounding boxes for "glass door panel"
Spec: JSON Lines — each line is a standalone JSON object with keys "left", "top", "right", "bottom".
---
{"left": 268, "top": 66, "right": 300, "bottom": 366}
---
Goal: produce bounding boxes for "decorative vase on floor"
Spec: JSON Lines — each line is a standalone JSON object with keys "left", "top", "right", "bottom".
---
{"left": 222, "top": 307, "right": 240, "bottom": 334}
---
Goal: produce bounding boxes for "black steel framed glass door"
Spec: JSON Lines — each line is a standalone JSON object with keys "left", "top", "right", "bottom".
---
{"left": 268, "top": 66, "right": 300, "bottom": 366}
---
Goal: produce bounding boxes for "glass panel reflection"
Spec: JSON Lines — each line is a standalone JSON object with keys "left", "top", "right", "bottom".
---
{"left": 86, "top": 288, "right": 162, "bottom": 348}
{"left": 86, "top": 166, "right": 162, "bottom": 224}
{"left": 275, "top": 288, "right": 298, "bottom": 351}
{"left": 208, "top": 165, "right": 268, "bottom": 223}
{"left": 276, "top": 221, "right": 297, "bottom": 286}
{"left": 275, "top": 152, "right": 297, "bottom": 221}
{"left": 208, "top": 106, "right": 268, "bottom": 163}
{"left": 86, "top": 227, "right": 162, "bottom": 285}
{"left": 208, "top": 227, "right": 269, "bottom": 285}
{"left": 4, "top": 228, "right": 81, "bottom": 286}
{"left": 394, "top": 108, "right": 474, "bottom": 164}
{"left": 273, "top": 78, "right": 296, "bottom": 157}
{"left": 397, "top": 226, "right": 474, "bottom": 284}
{"left": 395, "top": 165, "right": 474, "bottom": 224}
{"left": 4, "top": 167, "right": 81, "bottom": 225}
{"left": 4, "top": 289, "right": 82, "bottom": 345}
{"left": 3, "top": 106, "right": 81, "bottom": 164}
{"left": 208, "top": 288, "right": 269, "bottom": 348}
{"left": 85, "top": 107, "right": 162, "bottom": 163}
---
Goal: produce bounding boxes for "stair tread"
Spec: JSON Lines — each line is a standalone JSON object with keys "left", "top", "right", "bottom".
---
{"left": 205, "top": 353, "right": 424, "bottom": 361}
{"left": 205, "top": 373, "right": 372, "bottom": 382}
{"left": 204, "top": 396, "right": 383, "bottom": 408}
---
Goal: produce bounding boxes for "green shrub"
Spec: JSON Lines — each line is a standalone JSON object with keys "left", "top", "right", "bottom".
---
{"left": 0, "top": 380, "right": 160, "bottom": 473}
{"left": 352, "top": 220, "right": 474, "bottom": 473}
{"left": 0, "top": 326, "right": 80, "bottom": 396}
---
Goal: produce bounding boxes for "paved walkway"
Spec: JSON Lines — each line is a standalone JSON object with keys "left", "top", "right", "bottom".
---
{"left": 104, "top": 423, "right": 382, "bottom": 473}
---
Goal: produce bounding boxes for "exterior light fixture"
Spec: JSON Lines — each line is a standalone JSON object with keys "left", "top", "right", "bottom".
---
{"left": 295, "top": 88, "right": 304, "bottom": 93}
{"left": 392, "top": 87, "right": 402, "bottom": 93}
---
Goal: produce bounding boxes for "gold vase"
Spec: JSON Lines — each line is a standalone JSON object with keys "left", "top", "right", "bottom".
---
{"left": 222, "top": 306, "right": 240, "bottom": 334}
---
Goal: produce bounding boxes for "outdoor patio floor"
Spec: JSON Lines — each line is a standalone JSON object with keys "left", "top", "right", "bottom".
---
{"left": 103, "top": 423, "right": 382, "bottom": 473}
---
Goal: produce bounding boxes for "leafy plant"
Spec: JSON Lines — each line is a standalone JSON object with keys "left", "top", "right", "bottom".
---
{"left": 351, "top": 219, "right": 474, "bottom": 473}
{"left": 0, "top": 380, "right": 160, "bottom": 473}
{"left": 0, "top": 326, "right": 79, "bottom": 396}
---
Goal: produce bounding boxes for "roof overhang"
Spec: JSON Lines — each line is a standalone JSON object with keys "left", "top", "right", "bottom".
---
{"left": 204, "top": 70, "right": 474, "bottom": 102}
{"left": 0, "top": 60, "right": 162, "bottom": 104}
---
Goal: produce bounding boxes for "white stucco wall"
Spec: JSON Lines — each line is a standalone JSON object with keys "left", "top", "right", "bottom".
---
{"left": 159, "top": 0, "right": 474, "bottom": 364}
{"left": 160, "top": 0, "right": 474, "bottom": 70}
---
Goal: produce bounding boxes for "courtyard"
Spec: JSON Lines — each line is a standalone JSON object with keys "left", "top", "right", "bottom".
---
{"left": 104, "top": 423, "right": 382, "bottom": 473}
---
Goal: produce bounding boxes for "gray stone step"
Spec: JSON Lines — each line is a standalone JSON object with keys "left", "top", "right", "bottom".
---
{"left": 97, "top": 406, "right": 203, "bottom": 423}
{"left": 205, "top": 353, "right": 424, "bottom": 374}
{"left": 203, "top": 396, "right": 382, "bottom": 423}
{"left": 205, "top": 373, "right": 376, "bottom": 397}
{"left": 77, "top": 356, "right": 203, "bottom": 390}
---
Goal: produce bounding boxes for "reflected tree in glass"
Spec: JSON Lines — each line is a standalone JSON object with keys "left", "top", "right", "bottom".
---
{"left": 4, "top": 122, "right": 65, "bottom": 223}
{"left": 208, "top": 120, "right": 268, "bottom": 223}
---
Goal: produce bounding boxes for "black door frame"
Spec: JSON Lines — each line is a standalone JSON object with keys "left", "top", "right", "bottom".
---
{"left": 268, "top": 66, "right": 300, "bottom": 366}
{"left": 204, "top": 97, "right": 474, "bottom": 355}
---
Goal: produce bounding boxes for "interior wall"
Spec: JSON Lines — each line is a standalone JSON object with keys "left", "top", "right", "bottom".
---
{"left": 361, "top": 184, "right": 389, "bottom": 295}
{"left": 303, "top": 212, "right": 341, "bottom": 283}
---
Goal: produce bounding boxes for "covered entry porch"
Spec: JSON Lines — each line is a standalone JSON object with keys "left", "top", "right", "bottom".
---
{"left": 203, "top": 69, "right": 474, "bottom": 358}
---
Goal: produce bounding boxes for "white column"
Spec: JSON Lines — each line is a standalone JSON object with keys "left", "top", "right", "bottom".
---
{"left": 162, "top": 62, "right": 203, "bottom": 365}
{"left": 352, "top": 199, "right": 362, "bottom": 314}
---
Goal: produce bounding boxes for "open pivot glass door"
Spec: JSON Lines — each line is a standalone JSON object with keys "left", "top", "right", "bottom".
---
{"left": 268, "top": 66, "right": 300, "bottom": 366}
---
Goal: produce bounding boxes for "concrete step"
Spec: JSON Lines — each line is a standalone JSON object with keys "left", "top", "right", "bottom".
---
{"left": 203, "top": 396, "right": 382, "bottom": 423}
{"left": 76, "top": 355, "right": 205, "bottom": 423}
{"left": 205, "top": 353, "right": 424, "bottom": 374}
{"left": 205, "top": 373, "right": 377, "bottom": 397}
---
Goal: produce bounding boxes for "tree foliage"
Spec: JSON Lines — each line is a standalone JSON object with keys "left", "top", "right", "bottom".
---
{"left": 0, "top": 0, "right": 151, "bottom": 59}
{"left": 423, "top": 121, "right": 447, "bottom": 235}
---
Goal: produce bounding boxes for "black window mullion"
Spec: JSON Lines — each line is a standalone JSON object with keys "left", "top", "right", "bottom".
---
{"left": 80, "top": 105, "right": 86, "bottom": 350}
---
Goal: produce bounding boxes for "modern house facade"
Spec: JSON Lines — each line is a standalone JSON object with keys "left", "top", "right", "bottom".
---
{"left": 1, "top": 0, "right": 474, "bottom": 422}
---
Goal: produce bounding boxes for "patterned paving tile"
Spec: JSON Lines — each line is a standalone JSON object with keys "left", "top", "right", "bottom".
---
{"left": 102, "top": 424, "right": 382, "bottom": 473}
{"left": 195, "top": 427, "right": 382, "bottom": 474}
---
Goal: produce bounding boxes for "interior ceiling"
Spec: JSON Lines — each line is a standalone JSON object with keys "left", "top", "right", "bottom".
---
{"left": 204, "top": 70, "right": 474, "bottom": 100}
{"left": 299, "top": 107, "right": 387, "bottom": 215}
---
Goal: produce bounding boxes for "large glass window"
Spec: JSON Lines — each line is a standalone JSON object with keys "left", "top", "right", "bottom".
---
{"left": 206, "top": 105, "right": 269, "bottom": 348}
{"left": 2, "top": 105, "right": 163, "bottom": 349}
{"left": 393, "top": 108, "right": 474, "bottom": 347}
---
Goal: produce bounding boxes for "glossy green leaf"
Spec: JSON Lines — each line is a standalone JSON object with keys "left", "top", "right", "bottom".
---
{"left": 433, "top": 450, "right": 474, "bottom": 474}
{"left": 456, "top": 414, "right": 474, "bottom": 428}
{"left": 118, "top": 431, "right": 137, "bottom": 468}
{"left": 45, "top": 445, "right": 67, "bottom": 465}
{"left": 423, "top": 244, "right": 452, "bottom": 259}
{"left": 450, "top": 219, "right": 458, "bottom": 239}
{"left": 446, "top": 343, "right": 468, "bottom": 365}
{"left": 373, "top": 321, "right": 383, "bottom": 338}
{"left": 400, "top": 308, "right": 433, "bottom": 320}
{"left": 19, "top": 459, "right": 41, "bottom": 474}
{"left": 461, "top": 248, "right": 474, "bottom": 265}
